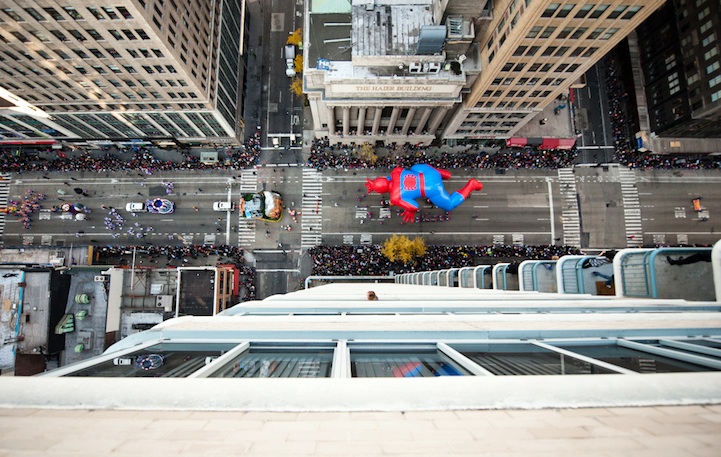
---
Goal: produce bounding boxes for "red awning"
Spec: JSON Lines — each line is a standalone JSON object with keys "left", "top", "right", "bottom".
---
{"left": 506, "top": 138, "right": 527, "bottom": 147}
{"left": 540, "top": 138, "right": 560, "bottom": 149}
{"left": 557, "top": 138, "right": 577, "bottom": 150}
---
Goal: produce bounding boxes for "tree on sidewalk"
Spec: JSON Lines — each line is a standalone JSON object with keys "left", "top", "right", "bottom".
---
{"left": 381, "top": 235, "right": 426, "bottom": 264}
{"left": 286, "top": 28, "right": 302, "bottom": 46}
{"left": 356, "top": 142, "right": 377, "bottom": 165}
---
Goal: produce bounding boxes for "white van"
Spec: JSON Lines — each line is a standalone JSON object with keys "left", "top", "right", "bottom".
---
{"left": 213, "top": 201, "right": 234, "bottom": 212}
{"left": 125, "top": 202, "right": 145, "bottom": 212}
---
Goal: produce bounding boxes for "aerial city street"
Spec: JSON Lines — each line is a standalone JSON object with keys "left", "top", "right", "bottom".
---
{"left": 0, "top": 1, "right": 720, "bottom": 357}
{"left": 1, "top": 0, "right": 721, "bottom": 451}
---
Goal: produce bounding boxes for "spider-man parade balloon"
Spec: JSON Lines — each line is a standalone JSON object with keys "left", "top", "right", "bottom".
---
{"left": 365, "top": 164, "right": 483, "bottom": 222}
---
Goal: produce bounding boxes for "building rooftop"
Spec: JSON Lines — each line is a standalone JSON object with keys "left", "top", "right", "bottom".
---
{"left": 352, "top": 1, "right": 434, "bottom": 58}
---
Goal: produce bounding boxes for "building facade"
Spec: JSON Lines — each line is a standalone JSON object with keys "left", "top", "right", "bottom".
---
{"left": 304, "top": 0, "right": 665, "bottom": 146}
{"left": 635, "top": 0, "right": 721, "bottom": 139}
{"left": 441, "top": 0, "right": 665, "bottom": 142}
{"left": 0, "top": 0, "right": 248, "bottom": 146}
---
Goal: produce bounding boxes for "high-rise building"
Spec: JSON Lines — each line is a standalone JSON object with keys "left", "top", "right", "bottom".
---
{"left": 441, "top": 0, "right": 665, "bottom": 143}
{"left": 0, "top": 0, "right": 248, "bottom": 147}
{"left": 0, "top": 242, "right": 720, "bottom": 450}
{"left": 635, "top": 0, "right": 721, "bottom": 139}
{"left": 304, "top": 0, "right": 665, "bottom": 146}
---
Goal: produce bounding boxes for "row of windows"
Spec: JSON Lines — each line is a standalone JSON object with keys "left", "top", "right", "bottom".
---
{"left": 56, "top": 336, "right": 721, "bottom": 378}
{"left": 1, "top": 6, "right": 133, "bottom": 23}
{"left": 526, "top": 24, "right": 618, "bottom": 41}
{"left": 542, "top": 4, "right": 642, "bottom": 21}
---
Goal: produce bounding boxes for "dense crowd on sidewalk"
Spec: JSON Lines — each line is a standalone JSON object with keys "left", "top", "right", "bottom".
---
{"left": 307, "top": 137, "right": 579, "bottom": 171}
{"left": 309, "top": 244, "right": 582, "bottom": 276}
{"left": 96, "top": 244, "right": 246, "bottom": 265}
{"left": 0, "top": 133, "right": 261, "bottom": 174}
{"left": 604, "top": 56, "right": 721, "bottom": 170}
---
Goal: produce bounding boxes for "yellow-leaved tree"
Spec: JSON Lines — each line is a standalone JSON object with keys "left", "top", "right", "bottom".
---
{"left": 286, "top": 28, "right": 302, "bottom": 46}
{"left": 289, "top": 77, "right": 304, "bottom": 97}
{"left": 356, "top": 142, "right": 377, "bottom": 165}
{"left": 381, "top": 235, "right": 426, "bottom": 264}
{"left": 294, "top": 54, "right": 304, "bottom": 74}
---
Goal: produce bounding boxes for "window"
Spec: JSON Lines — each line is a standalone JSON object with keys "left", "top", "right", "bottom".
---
{"left": 105, "top": 48, "right": 121, "bottom": 58}
{"left": 136, "top": 29, "right": 150, "bottom": 40}
{"left": 709, "top": 75, "right": 721, "bottom": 88}
{"left": 526, "top": 46, "right": 540, "bottom": 56}
{"left": 156, "top": 79, "right": 167, "bottom": 87}
{"left": 526, "top": 26, "right": 541, "bottom": 39}
{"left": 122, "top": 29, "right": 137, "bottom": 40}
{"left": 166, "top": 65, "right": 177, "bottom": 74}
{"left": 85, "top": 29, "right": 103, "bottom": 40}
{"left": 86, "top": 7, "right": 104, "bottom": 20}
{"left": 167, "top": 79, "right": 177, "bottom": 87}
{"left": 513, "top": 63, "right": 525, "bottom": 72}
{"left": 607, "top": 5, "right": 627, "bottom": 19}
{"left": 540, "top": 27, "right": 556, "bottom": 39}
{"left": 50, "top": 30, "right": 68, "bottom": 41}
{"left": 704, "top": 47, "right": 718, "bottom": 61}
{"left": 588, "top": 28, "right": 605, "bottom": 40}
{"left": 583, "top": 47, "right": 598, "bottom": 58}
{"left": 108, "top": 29, "right": 123, "bottom": 40}
{"left": 712, "top": 90, "right": 721, "bottom": 102}
{"left": 702, "top": 34, "right": 716, "bottom": 47}
{"left": 92, "top": 65, "right": 106, "bottom": 74}
{"left": 73, "top": 49, "right": 89, "bottom": 59}
{"left": 43, "top": 7, "right": 64, "bottom": 20}
{"left": 127, "top": 49, "right": 139, "bottom": 58}
{"left": 557, "top": 27, "right": 574, "bottom": 39}
{"left": 154, "top": 65, "right": 166, "bottom": 73}
{"left": 601, "top": 28, "right": 618, "bottom": 40}
{"left": 143, "top": 65, "right": 154, "bottom": 74}
{"left": 54, "top": 49, "right": 71, "bottom": 60}
{"left": 69, "top": 30, "right": 86, "bottom": 41}
{"left": 542, "top": 46, "right": 557, "bottom": 57}
{"left": 623, "top": 5, "right": 642, "bottom": 20}
{"left": 542, "top": 3, "right": 560, "bottom": 18}
{"left": 152, "top": 49, "right": 164, "bottom": 58}
{"left": 108, "top": 65, "right": 121, "bottom": 73}
{"left": 11, "top": 31, "right": 29, "bottom": 42}
{"left": 555, "top": 46, "right": 569, "bottom": 57}
{"left": 30, "top": 31, "right": 50, "bottom": 42}
{"left": 117, "top": 7, "right": 133, "bottom": 19}
{"left": 698, "top": 6, "right": 710, "bottom": 20}
{"left": 700, "top": 21, "right": 713, "bottom": 34}
{"left": 707, "top": 61, "right": 720, "bottom": 75}
{"left": 556, "top": 4, "right": 575, "bottom": 18}
{"left": 123, "top": 64, "right": 137, "bottom": 74}
{"left": 575, "top": 4, "right": 593, "bottom": 18}
{"left": 139, "top": 49, "right": 152, "bottom": 58}
{"left": 88, "top": 48, "right": 104, "bottom": 58}
{"left": 570, "top": 46, "right": 586, "bottom": 57}
{"left": 513, "top": 46, "right": 527, "bottom": 57}
{"left": 63, "top": 7, "right": 83, "bottom": 20}
{"left": 102, "top": 7, "right": 119, "bottom": 20}
{"left": 24, "top": 8, "right": 45, "bottom": 21}
{"left": 36, "top": 50, "right": 50, "bottom": 59}
{"left": 589, "top": 4, "right": 608, "bottom": 19}
{"left": 74, "top": 65, "right": 88, "bottom": 74}
{"left": 570, "top": 27, "right": 587, "bottom": 39}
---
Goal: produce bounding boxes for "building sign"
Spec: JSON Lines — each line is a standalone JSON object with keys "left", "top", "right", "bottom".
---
{"left": 329, "top": 84, "right": 459, "bottom": 97}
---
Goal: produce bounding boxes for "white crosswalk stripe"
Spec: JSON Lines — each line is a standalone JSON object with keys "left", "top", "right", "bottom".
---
{"left": 237, "top": 170, "right": 258, "bottom": 247}
{"left": 619, "top": 167, "right": 643, "bottom": 247}
{"left": 301, "top": 168, "right": 323, "bottom": 248}
{"left": 558, "top": 168, "right": 581, "bottom": 247}
{"left": 0, "top": 173, "right": 10, "bottom": 245}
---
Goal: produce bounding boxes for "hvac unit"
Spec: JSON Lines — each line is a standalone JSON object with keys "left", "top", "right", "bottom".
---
{"left": 409, "top": 62, "right": 423, "bottom": 73}
{"left": 427, "top": 62, "right": 441, "bottom": 73}
{"left": 156, "top": 295, "right": 174, "bottom": 312}
{"left": 94, "top": 275, "right": 108, "bottom": 282}
{"left": 150, "top": 283, "right": 165, "bottom": 294}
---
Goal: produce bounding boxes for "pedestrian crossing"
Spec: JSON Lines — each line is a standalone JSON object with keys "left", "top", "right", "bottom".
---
{"left": 0, "top": 173, "right": 11, "bottom": 245}
{"left": 237, "top": 169, "right": 257, "bottom": 247}
{"left": 301, "top": 168, "right": 322, "bottom": 248}
{"left": 619, "top": 167, "right": 643, "bottom": 247}
{"left": 557, "top": 168, "right": 581, "bottom": 247}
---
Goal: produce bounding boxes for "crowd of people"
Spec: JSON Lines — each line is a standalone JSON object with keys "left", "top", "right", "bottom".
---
{"left": 96, "top": 244, "right": 246, "bottom": 265}
{"left": 0, "top": 142, "right": 260, "bottom": 174}
{"left": 307, "top": 137, "right": 579, "bottom": 171}
{"left": 309, "top": 244, "right": 582, "bottom": 276}
{"left": 605, "top": 57, "right": 721, "bottom": 170}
